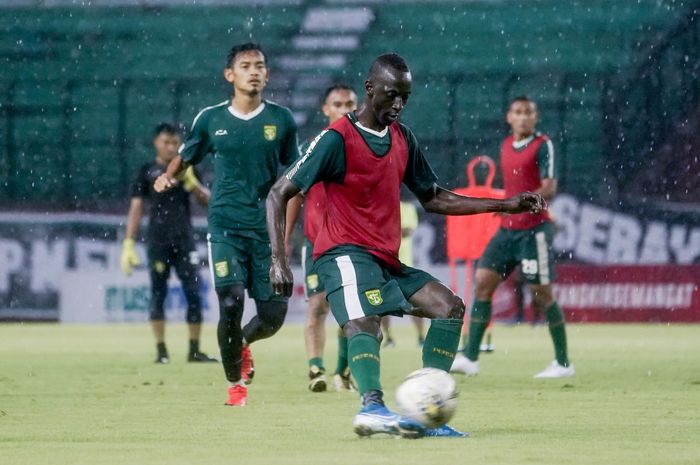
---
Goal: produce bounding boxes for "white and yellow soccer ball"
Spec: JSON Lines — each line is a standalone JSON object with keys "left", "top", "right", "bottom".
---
{"left": 395, "top": 368, "right": 459, "bottom": 428}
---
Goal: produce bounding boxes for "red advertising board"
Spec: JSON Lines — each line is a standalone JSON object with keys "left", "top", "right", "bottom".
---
{"left": 554, "top": 265, "right": 700, "bottom": 322}
{"left": 491, "top": 265, "right": 700, "bottom": 323}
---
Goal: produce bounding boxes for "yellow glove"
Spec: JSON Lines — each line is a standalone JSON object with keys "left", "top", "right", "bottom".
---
{"left": 177, "top": 166, "right": 199, "bottom": 192}
{"left": 120, "top": 238, "right": 141, "bottom": 276}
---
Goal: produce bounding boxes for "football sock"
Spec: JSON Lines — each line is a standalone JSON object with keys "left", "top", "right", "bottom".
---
{"left": 334, "top": 333, "right": 349, "bottom": 375}
{"left": 308, "top": 357, "right": 324, "bottom": 370}
{"left": 189, "top": 339, "right": 199, "bottom": 355}
{"left": 422, "top": 319, "right": 462, "bottom": 371}
{"left": 545, "top": 302, "right": 570, "bottom": 367}
{"left": 347, "top": 332, "right": 382, "bottom": 395}
{"left": 463, "top": 300, "right": 492, "bottom": 361}
{"left": 156, "top": 342, "right": 168, "bottom": 358}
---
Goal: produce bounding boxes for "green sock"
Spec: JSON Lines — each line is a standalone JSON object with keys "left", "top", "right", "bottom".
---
{"left": 464, "top": 300, "right": 492, "bottom": 361}
{"left": 334, "top": 332, "right": 348, "bottom": 375}
{"left": 347, "top": 332, "right": 382, "bottom": 395}
{"left": 308, "top": 357, "right": 324, "bottom": 370}
{"left": 545, "top": 302, "right": 570, "bottom": 367}
{"left": 422, "top": 319, "right": 462, "bottom": 371}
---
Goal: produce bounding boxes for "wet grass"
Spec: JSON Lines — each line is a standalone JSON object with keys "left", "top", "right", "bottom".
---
{"left": 1, "top": 323, "right": 698, "bottom": 465}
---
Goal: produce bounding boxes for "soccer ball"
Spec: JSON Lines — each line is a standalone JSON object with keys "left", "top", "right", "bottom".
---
{"left": 395, "top": 368, "right": 458, "bottom": 428}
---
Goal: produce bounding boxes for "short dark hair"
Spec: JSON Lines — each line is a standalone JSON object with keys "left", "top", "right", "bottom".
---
{"left": 322, "top": 84, "right": 355, "bottom": 104}
{"left": 368, "top": 53, "right": 410, "bottom": 77}
{"left": 153, "top": 122, "right": 181, "bottom": 138}
{"left": 226, "top": 42, "right": 267, "bottom": 68}
{"left": 509, "top": 95, "right": 536, "bottom": 108}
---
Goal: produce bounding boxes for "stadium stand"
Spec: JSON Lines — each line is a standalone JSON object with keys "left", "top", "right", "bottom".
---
{"left": 0, "top": 1, "right": 694, "bottom": 208}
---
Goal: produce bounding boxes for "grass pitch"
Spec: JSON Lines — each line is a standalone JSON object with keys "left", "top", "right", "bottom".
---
{"left": 1, "top": 323, "right": 699, "bottom": 465}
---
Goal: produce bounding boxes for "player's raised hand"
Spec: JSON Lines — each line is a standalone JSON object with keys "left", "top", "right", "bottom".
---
{"left": 504, "top": 192, "right": 547, "bottom": 214}
{"left": 154, "top": 173, "right": 178, "bottom": 193}
{"left": 270, "top": 258, "right": 294, "bottom": 298}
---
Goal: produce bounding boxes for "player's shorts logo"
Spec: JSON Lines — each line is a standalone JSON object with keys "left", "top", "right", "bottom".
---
{"left": 215, "top": 261, "right": 229, "bottom": 278}
{"left": 153, "top": 261, "right": 166, "bottom": 274}
{"left": 306, "top": 274, "right": 319, "bottom": 290}
{"left": 365, "top": 289, "right": 383, "bottom": 306}
{"left": 263, "top": 125, "right": 277, "bottom": 141}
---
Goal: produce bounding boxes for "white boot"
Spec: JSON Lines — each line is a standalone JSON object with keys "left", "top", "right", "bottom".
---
{"left": 450, "top": 353, "right": 480, "bottom": 376}
{"left": 534, "top": 360, "right": 575, "bottom": 378}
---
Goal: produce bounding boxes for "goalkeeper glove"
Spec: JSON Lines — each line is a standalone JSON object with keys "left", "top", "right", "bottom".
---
{"left": 178, "top": 166, "right": 200, "bottom": 192}
{"left": 120, "top": 238, "right": 141, "bottom": 276}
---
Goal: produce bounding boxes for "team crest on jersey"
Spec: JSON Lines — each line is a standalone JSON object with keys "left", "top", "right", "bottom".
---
{"left": 306, "top": 274, "right": 319, "bottom": 290}
{"left": 365, "top": 289, "right": 383, "bottom": 306}
{"left": 263, "top": 125, "right": 277, "bottom": 141}
{"left": 215, "top": 261, "right": 229, "bottom": 278}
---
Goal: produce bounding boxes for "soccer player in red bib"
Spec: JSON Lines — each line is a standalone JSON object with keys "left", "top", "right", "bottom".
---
{"left": 286, "top": 84, "right": 358, "bottom": 392}
{"left": 266, "top": 54, "right": 545, "bottom": 438}
{"left": 451, "top": 96, "right": 574, "bottom": 379}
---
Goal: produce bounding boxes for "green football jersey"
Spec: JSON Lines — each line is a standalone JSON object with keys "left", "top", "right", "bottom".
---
{"left": 180, "top": 100, "right": 299, "bottom": 239}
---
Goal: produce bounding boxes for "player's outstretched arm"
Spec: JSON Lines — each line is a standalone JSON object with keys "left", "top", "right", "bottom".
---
{"left": 266, "top": 177, "right": 302, "bottom": 297}
{"left": 418, "top": 185, "right": 546, "bottom": 216}
{"left": 153, "top": 155, "right": 187, "bottom": 193}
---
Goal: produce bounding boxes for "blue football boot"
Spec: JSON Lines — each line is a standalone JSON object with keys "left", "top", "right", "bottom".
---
{"left": 424, "top": 424, "right": 469, "bottom": 438}
{"left": 353, "top": 403, "right": 425, "bottom": 439}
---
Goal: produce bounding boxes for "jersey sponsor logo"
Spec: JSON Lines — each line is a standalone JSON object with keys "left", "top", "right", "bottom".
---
{"left": 214, "top": 129, "right": 228, "bottom": 136}
{"left": 365, "top": 289, "right": 383, "bottom": 306}
{"left": 306, "top": 274, "right": 319, "bottom": 290}
{"left": 286, "top": 129, "right": 328, "bottom": 180}
{"left": 263, "top": 125, "right": 277, "bottom": 141}
{"left": 214, "top": 261, "right": 229, "bottom": 278}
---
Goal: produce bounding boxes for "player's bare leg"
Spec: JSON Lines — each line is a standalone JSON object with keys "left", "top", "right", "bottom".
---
{"left": 411, "top": 315, "right": 425, "bottom": 346}
{"left": 380, "top": 316, "right": 395, "bottom": 348}
{"left": 305, "top": 292, "right": 329, "bottom": 391}
{"left": 186, "top": 323, "right": 217, "bottom": 362}
{"left": 451, "top": 268, "right": 501, "bottom": 376}
{"left": 150, "top": 320, "right": 168, "bottom": 363}
{"left": 530, "top": 284, "right": 574, "bottom": 378}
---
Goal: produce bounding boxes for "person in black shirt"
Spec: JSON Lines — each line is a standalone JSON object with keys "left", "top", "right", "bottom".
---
{"left": 121, "top": 123, "right": 217, "bottom": 364}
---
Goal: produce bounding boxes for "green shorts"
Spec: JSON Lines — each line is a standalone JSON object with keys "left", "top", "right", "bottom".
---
{"left": 207, "top": 232, "right": 286, "bottom": 302}
{"left": 478, "top": 222, "right": 555, "bottom": 285}
{"left": 302, "top": 237, "right": 324, "bottom": 299}
{"left": 316, "top": 245, "right": 436, "bottom": 327}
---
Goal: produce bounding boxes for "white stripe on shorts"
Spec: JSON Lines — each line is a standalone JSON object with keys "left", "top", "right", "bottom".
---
{"left": 301, "top": 243, "right": 309, "bottom": 300}
{"left": 535, "top": 231, "right": 550, "bottom": 285}
{"left": 335, "top": 255, "right": 365, "bottom": 321}
{"left": 206, "top": 233, "right": 216, "bottom": 285}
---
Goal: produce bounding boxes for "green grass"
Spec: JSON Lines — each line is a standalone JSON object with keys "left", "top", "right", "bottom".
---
{"left": 1, "top": 323, "right": 699, "bottom": 465}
